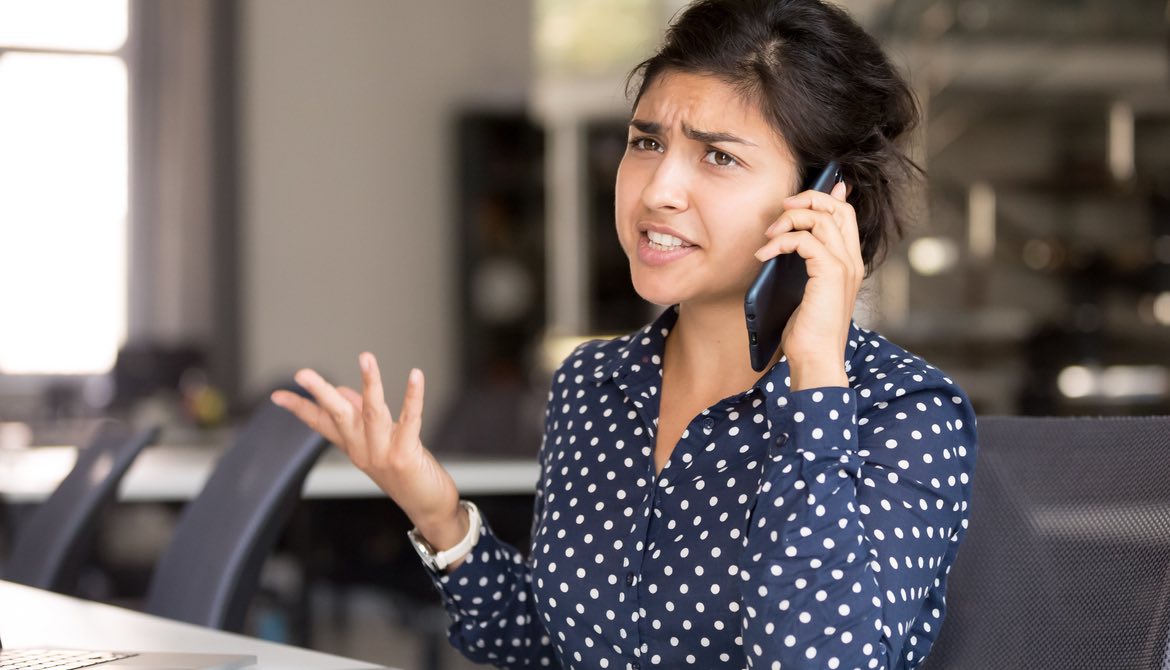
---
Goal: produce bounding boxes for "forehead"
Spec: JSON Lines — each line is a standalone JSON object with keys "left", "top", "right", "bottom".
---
{"left": 634, "top": 71, "right": 775, "bottom": 137}
{"left": 632, "top": 70, "right": 791, "bottom": 161}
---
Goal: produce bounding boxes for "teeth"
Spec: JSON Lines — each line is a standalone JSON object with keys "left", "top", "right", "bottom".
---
{"left": 647, "top": 230, "right": 687, "bottom": 249}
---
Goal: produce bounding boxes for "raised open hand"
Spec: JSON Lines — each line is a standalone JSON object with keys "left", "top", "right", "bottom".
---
{"left": 271, "top": 353, "right": 467, "bottom": 552}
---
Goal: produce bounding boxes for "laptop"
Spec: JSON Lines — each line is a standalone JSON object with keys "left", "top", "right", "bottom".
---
{"left": 0, "top": 634, "right": 255, "bottom": 669}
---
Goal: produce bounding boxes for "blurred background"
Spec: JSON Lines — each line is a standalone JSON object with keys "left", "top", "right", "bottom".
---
{"left": 1, "top": 0, "right": 1169, "bottom": 668}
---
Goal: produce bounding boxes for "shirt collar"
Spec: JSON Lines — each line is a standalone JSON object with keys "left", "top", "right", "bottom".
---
{"left": 591, "top": 305, "right": 863, "bottom": 390}
{"left": 591, "top": 306, "right": 678, "bottom": 385}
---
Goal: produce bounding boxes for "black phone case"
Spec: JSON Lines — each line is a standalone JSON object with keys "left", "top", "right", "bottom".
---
{"left": 744, "top": 161, "right": 842, "bottom": 372}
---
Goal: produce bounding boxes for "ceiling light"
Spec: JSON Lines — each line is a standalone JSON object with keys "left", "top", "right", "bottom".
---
{"left": 908, "top": 237, "right": 959, "bottom": 276}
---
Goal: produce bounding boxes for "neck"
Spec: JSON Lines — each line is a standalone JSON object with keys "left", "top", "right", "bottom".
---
{"left": 665, "top": 299, "right": 773, "bottom": 396}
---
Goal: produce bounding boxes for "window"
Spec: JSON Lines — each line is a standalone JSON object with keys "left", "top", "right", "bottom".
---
{"left": 0, "top": 0, "right": 129, "bottom": 375}
{"left": 534, "top": 0, "right": 658, "bottom": 77}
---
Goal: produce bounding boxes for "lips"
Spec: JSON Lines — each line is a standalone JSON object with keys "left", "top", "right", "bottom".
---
{"left": 631, "top": 223, "right": 699, "bottom": 267}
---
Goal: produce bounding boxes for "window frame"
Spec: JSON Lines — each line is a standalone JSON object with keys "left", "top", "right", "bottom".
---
{"left": 0, "top": 2, "right": 136, "bottom": 407}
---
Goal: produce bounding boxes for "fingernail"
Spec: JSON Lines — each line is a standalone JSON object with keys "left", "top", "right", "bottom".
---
{"left": 270, "top": 392, "right": 284, "bottom": 407}
{"left": 360, "top": 353, "right": 371, "bottom": 371}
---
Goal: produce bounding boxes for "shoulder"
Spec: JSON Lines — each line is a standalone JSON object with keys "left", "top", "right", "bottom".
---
{"left": 846, "top": 325, "right": 978, "bottom": 484}
{"left": 550, "top": 336, "right": 626, "bottom": 386}
{"left": 551, "top": 318, "right": 661, "bottom": 388}
{"left": 542, "top": 331, "right": 635, "bottom": 408}
{"left": 847, "top": 324, "right": 972, "bottom": 415}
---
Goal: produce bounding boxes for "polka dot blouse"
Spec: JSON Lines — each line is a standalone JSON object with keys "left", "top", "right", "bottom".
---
{"left": 426, "top": 306, "right": 977, "bottom": 669}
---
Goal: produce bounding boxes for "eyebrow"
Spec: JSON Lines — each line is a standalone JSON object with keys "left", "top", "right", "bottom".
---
{"left": 629, "top": 119, "right": 758, "bottom": 147}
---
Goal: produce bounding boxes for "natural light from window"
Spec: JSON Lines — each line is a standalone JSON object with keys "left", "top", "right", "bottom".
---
{"left": 0, "top": 34, "right": 128, "bottom": 373}
{"left": 0, "top": 0, "right": 127, "bottom": 52}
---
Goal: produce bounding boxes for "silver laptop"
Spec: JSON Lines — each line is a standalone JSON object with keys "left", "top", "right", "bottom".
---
{"left": 0, "top": 635, "right": 255, "bottom": 669}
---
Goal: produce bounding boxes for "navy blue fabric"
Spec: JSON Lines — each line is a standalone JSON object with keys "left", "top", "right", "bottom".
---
{"left": 429, "top": 307, "right": 977, "bottom": 670}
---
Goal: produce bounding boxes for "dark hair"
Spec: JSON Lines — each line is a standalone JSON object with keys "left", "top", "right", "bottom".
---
{"left": 627, "top": 0, "right": 921, "bottom": 274}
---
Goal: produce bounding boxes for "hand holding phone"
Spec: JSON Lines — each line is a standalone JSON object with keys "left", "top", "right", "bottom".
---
{"left": 744, "top": 161, "right": 842, "bottom": 373}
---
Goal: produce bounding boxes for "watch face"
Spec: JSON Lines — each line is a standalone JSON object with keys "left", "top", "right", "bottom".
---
{"left": 408, "top": 529, "right": 440, "bottom": 570}
{"left": 408, "top": 501, "right": 480, "bottom": 572}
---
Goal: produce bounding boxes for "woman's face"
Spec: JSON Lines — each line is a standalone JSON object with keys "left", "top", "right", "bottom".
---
{"left": 615, "top": 71, "right": 800, "bottom": 309}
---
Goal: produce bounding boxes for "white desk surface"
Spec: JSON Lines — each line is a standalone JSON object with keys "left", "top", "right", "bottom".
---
{"left": 0, "top": 580, "right": 389, "bottom": 669}
{"left": 0, "top": 444, "right": 538, "bottom": 504}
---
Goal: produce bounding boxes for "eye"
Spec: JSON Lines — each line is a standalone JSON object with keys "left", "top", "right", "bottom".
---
{"left": 628, "top": 136, "right": 663, "bottom": 153}
{"left": 704, "top": 149, "right": 739, "bottom": 167}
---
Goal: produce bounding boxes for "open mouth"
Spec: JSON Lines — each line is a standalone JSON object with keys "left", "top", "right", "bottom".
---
{"left": 636, "top": 228, "right": 699, "bottom": 267}
{"left": 644, "top": 229, "right": 695, "bottom": 251}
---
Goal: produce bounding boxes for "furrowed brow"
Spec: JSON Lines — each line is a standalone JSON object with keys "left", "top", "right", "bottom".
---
{"left": 629, "top": 119, "right": 663, "bottom": 135}
{"left": 683, "top": 123, "right": 757, "bottom": 146}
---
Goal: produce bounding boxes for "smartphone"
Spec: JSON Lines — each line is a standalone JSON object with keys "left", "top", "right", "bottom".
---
{"left": 744, "top": 161, "right": 843, "bottom": 372}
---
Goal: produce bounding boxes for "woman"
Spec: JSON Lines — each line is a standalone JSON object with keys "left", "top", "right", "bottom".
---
{"left": 273, "top": 0, "right": 977, "bottom": 668}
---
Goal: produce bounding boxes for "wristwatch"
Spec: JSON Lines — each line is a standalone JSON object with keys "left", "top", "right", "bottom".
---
{"left": 408, "top": 500, "right": 481, "bottom": 572}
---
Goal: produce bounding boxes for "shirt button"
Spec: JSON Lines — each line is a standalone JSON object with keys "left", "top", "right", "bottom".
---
{"left": 631, "top": 662, "right": 641, "bottom": 670}
{"left": 702, "top": 417, "right": 715, "bottom": 431}
{"left": 626, "top": 572, "right": 636, "bottom": 586}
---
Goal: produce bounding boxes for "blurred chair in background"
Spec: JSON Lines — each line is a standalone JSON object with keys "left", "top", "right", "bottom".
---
{"left": 924, "top": 415, "right": 1170, "bottom": 670}
{"left": 144, "top": 384, "right": 327, "bottom": 633}
{"left": 4, "top": 421, "right": 161, "bottom": 593}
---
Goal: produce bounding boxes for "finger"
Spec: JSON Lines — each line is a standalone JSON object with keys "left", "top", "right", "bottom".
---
{"left": 770, "top": 188, "right": 853, "bottom": 232}
{"left": 270, "top": 391, "right": 345, "bottom": 446}
{"left": 781, "top": 185, "right": 862, "bottom": 272}
{"left": 775, "top": 208, "right": 845, "bottom": 242}
{"left": 293, "top": 368, "right": 362, "bottom": 442}
{"left": 360, "top": 352, "right": 394, "bottom": 456}
{"left": 759, "top": 210, "right": 849, "bottom": 265}
{"left": 328, "top": 385, "right": 376, "bottom": 467}
{"left": 784, "top": 187, "right": 856, "bottom": 234}
{"left": 337, "top": 386, "right": 364, "bottom": 412}
{"left": 755, "top": 231, "right": 848, "bottom": 281}
{"left": 395, "top": 368, "right": 426, "bottom": 448}
{"left": 830, "top": 179, "right": 847, "bottom": 202}
{"left": 829, "top": 181, "right": 863, "bottom": 273}
{"left": 784, "top": 187, "right": 848, "bottom": 214}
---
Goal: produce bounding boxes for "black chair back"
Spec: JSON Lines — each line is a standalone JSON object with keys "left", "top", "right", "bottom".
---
{"left": 5, "top": 422, "right": 159, "bottom": 592}
{"left": 144, "top": 395, "right": 327, "bottom": 631}
{"left": 924, "top": 415, "right": 1170, "bottom": 670}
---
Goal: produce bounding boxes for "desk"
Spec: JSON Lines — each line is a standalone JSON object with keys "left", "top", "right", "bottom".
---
{"left": 0, "top": 580, "right": 389, "bottom": 669}
{"left": 0, "top": 445, "right": 538, "bottom": 504}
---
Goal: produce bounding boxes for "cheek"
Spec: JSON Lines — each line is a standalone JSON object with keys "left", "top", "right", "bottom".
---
{"left": 698, "top": 186, "right": 777, "bottom": 253}
{"left": 614, "top": 159, "right": 644, "bottom": 239}
{"left": 614, "top": 160, "right": 631, "bottom": 210}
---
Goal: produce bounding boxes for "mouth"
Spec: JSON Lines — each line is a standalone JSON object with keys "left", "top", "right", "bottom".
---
{"left": 646, "top": 230, "right": 693, "bottom": 252}
{"left": 637, "top": 223, "right": 698, "bottom": 251}
{"left": 635, "top": 224, "right": 699, "bottom": 266}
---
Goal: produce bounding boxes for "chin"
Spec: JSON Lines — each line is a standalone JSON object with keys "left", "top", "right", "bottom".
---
{"left": 632, "top": 268, "right": 757, "bottom": 314}
{"left": 628, "top": 267, "right": 692, "bottom": 307}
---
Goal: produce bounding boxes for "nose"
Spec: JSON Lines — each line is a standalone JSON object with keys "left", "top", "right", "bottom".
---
{"left": 640, "top": 156, "right": 689, "bottom": 213}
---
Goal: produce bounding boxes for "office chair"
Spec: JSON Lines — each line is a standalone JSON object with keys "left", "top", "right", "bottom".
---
{"left": 144, "top": 388, "right": 328, "bottom": 632}
{"left": 923, "top": 415, "right": 1170, "bottom": 670}
{"left": 5, "top": 421, "right": 160, "bottom": 593}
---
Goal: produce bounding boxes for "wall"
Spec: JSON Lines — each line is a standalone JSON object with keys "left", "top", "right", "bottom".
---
{"left": 240, "top": 0, "right": 532, "bottom": 432}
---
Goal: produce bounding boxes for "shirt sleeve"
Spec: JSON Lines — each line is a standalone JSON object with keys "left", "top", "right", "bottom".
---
{"left": 422, "top": 390, "right": 562, "bottom": 669}
{"left": 739, "top": 369, "right": 977, "bottom": 670}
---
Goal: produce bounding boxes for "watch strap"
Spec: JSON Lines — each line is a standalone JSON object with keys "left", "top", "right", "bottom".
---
{"left": 408, "top": 500, "right": 481, "bottom": 572}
